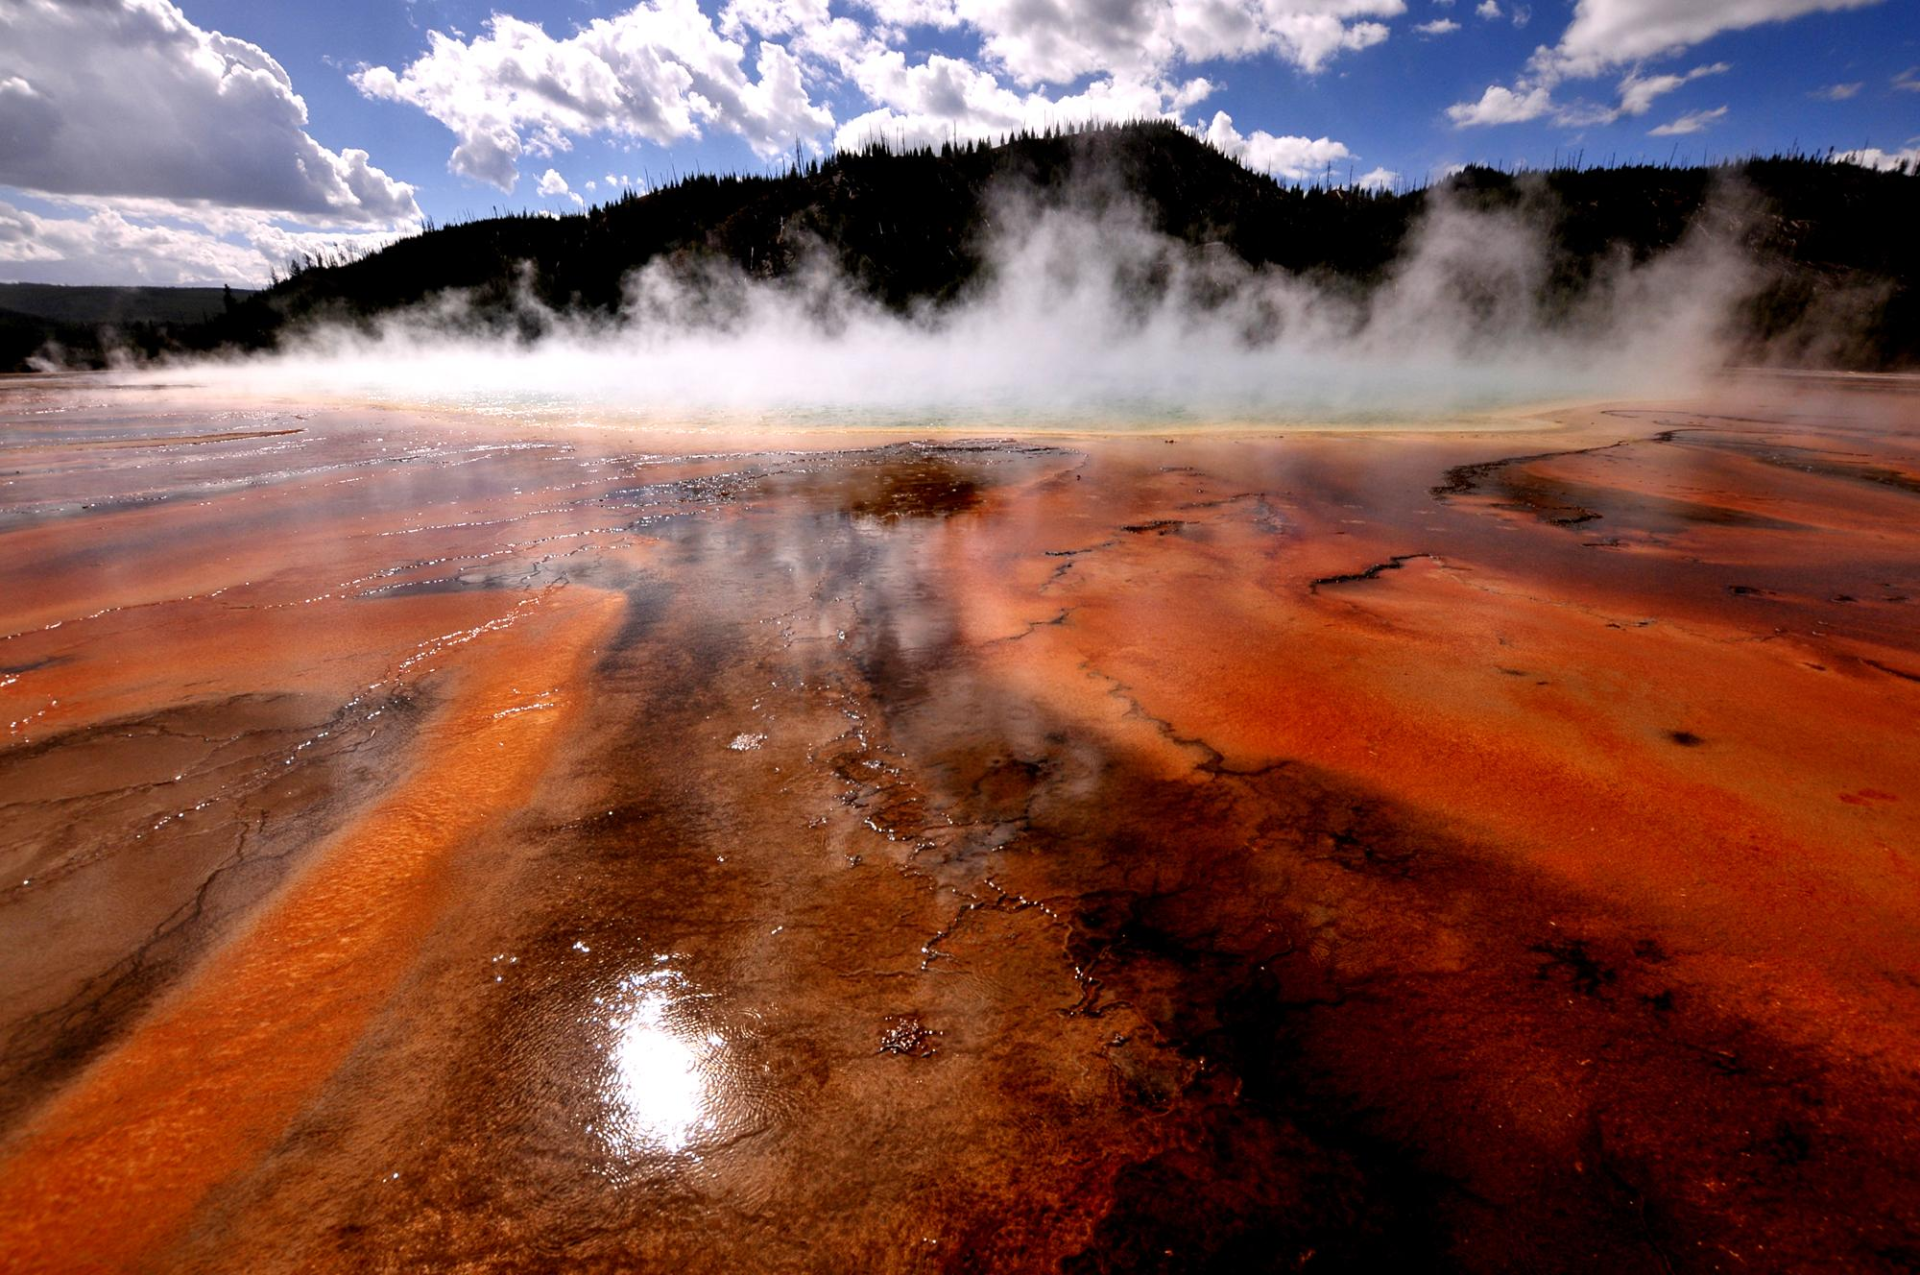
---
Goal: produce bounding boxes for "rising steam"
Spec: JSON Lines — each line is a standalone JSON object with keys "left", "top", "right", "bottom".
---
{"left": 124, "top": 181, "right": 1766, "bottom": 429}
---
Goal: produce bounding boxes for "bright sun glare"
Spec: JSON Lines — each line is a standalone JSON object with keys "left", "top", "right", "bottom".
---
{"left": 602, "top": 963, "right": 720, "bottom": 1157}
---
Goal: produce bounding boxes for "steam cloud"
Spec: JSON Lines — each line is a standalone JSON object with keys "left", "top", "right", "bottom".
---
{"left": 125, "top": 185, "right": 1767, "bottom": 429}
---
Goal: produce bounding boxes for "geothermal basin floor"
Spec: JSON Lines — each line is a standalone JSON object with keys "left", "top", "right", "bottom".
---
{"left": 1, "top": 375, "right": 1918, "bottom": 1271}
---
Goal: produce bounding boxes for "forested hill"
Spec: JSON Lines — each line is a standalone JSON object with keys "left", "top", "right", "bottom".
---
{"left": 13, "top": 122, "right": 1920, "bottom": 371}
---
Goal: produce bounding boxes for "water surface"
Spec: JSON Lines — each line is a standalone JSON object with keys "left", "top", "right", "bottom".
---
{"left": 2, "top": 373, "right": 1918, "bottom": 1272}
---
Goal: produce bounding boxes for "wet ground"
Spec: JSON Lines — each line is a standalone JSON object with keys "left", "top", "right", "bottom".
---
{"left": 1, "top": 373, "right": 1918, "bottom": 1272}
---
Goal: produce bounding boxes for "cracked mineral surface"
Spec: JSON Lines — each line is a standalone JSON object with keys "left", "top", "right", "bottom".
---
{"left": 1, "top": 373, "right": 1918, "bottom": 1272}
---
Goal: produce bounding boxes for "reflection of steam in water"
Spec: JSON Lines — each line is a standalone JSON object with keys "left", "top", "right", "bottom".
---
{"left": 593, "top": 959, "right": 728, "bottom": 1161}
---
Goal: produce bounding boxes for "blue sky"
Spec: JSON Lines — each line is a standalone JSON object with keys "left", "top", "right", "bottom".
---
{"left": 1, "top": 0, "right": 1915, "bottom": 285}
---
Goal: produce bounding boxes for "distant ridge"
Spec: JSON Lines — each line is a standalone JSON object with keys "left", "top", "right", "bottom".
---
{"left": 7, "top": 122, "right": 1917, "bottom": 371}
{"left": 0, "top": 283, "right": 254, "bottom": 372}
{"left": 0, "top": 283, "right": 249, "bottom": 327}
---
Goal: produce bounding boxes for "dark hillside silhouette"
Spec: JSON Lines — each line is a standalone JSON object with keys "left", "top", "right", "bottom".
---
{"left": 0, "top": 283, "right": 247, "bottom": 326}
{"left": 0, "top": 283, "right": 250, "bottom": 372}
{"left": 8, "top": 122, "right": 1916, "bottom": 371}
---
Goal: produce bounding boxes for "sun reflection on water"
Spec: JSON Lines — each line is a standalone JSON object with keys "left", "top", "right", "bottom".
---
{"left": 595, "top": 959, "right": 726, "bottom": 1160}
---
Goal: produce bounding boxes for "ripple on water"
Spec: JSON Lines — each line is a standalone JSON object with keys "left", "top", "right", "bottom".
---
{"left": 583, "top": 958, "right": 790, "bottom": 1185}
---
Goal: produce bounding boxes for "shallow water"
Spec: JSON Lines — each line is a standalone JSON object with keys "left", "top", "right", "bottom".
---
{"left": 2, "top": 373, "right": 1918, "bottom": 1271}
{"left": 105, "top": 351, "right": 1620, "bottom": 434}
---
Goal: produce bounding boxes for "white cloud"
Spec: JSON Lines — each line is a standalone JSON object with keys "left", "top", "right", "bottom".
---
{"left": 1355, "top": 165, "right": 1399, "bottom": 189}
{"left": 1470, "top": 1, "right": 1527, "bottom": 25}
{"left": 1553, "top": 0, "right": 1881, "bottom": 75}
{"left": 1811, "top": 81, "right": 1862, "bottom": 99}
{"left": 1648, "top": 105, "right": 1727, "bottom": 135}
{"left": 0, "top": 198, "right": 408, "bottom": 286}
{"left": 1895, "top": 67, "right": 1920, "bottom": 92}
{"left": 1200, "top": 111, "right": 1354, "bottom": 181}
{"left": 1447, "top": 83, "right": 1552, "bottom": 125}
{"left": 849, "top": 0, "right": 967, "bottom": 30}
{"left": 867, "top": 0, "right": 1405, "bottom": 83}
{"left": 0, "top": 0, "right": 416, "bottom": 224}
{"left": 0, "top": 201, "right": 250, "bottom": 285}
{"left": 721, "top": 0, "right": 830, "bottom": 40}
{"left": 1616, "top": 61, "right": 1728, "bottom": 116}
{"left": 1449, "top": 0, "right": 1883, "bottom": 128}
{"left": 537, "top": 168, "right": 585, "bottom": 206}
{"left": 1415, "top": 18, "right": 1460, "bottom": 33}
{"left": 353, "top": 0, "right": 834, "bottom": 189}
{"left": 1837, "top": 145, "right": 1919, "bottom": 170}
{"left": 834, "top": 55, "right": 1211, "bottom": 151}
{"left": 354, "top": 1, "right": 1407, "bottom": 196}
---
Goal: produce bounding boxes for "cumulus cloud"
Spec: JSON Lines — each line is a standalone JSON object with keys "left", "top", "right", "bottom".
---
{"left": 348, "top": 0, "right": 1407, "bottom": 198}
{"left": 0, "top": 201, "right": 250, "bottom": 285}
{"left": 1447, "top": 83, "right": 1552, "bottom": 125}
{"left": 829, "top": 0, "right": 1404, "bottom": 84}
{"left": 0, "top": 0, "right": 416, "bottom": 223}
{"left": 353, "top": 0, "right": 834, "bottom": 188}
{"left": 1551, "top": 0, "right": 1879, "bottom": 75}
{"left": 1837, "top": 145, "right": 1919, "bottom": 171}
{"left": 1475, "top": 1, "right": 1501, "bottom": 18}
{"left": 355, "top": 0, "right": 1404, "bottom": 193}
{"left": 1649, "top": 105, "right": 1728, "bottom": 135}
{"left": 1415, "top": 19, "right": 1460, "bottom": 34}
{"left": 0, "top": 198, "right": 406, "bottom": 286}
{"left": 537, "top": 168, "right": 585, "bottom": 206}
{"left": 1448, "top": 0, "right": 1883, "bottom": 129}
{"left": 833, "top": 50, "right": 1211, "bottom": 151}
{"left": 943, "top": 0, "right": 1402, "bottom": 84}
{"left": 1200, "top": 111, "right": 1354, "bottom": 181}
